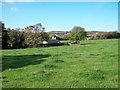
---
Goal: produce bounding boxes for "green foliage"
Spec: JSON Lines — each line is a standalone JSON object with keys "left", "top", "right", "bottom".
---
{"left": 2, "top": 30, "right": 9, "bottom": 49}
{"left": 7, "top": 29, "right": 25, "bottom": 49}
{"left": 1, "top": 22, "right": 9, "bottom": 49}
{"left": 24, "top": 23, "right": 49, "bottom": 48}
{"left": 90, "top": 31, "right": 120, "bottom": 40}
{"left": 0, "top": 21, "right": 5, "bottom": 30}
{"left": 24, "top": 23, "right": 43, "bottom": 33}
{"left": 2, "top": 39, "right": 118, "bottom": 88}
{"left": 70, "top": 26, "right": 87, "bottom": 43}
{"left": 24, "top": 32, "right": 49, "bottom": 48}
{"left": 62, "top": 33, "right": 71, "bottom": 40}
{"left": 2, "top": 22, "right": 49, "bottom": 49}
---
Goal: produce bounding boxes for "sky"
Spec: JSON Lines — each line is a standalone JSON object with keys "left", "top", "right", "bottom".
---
{"left": 1, "top": 1, "right": 118, "bottom": 31}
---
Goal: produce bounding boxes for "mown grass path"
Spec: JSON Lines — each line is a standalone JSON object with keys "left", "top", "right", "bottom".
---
{"left": 2, "top": 39, "right": 118, "bottom": 88}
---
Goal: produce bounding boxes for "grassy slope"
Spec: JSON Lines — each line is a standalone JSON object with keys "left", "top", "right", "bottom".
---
{"left": 2, "top": 39, "right": 118, "bottom": 88}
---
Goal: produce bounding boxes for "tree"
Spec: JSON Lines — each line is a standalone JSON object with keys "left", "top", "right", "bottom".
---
{"left": 1, "top": 22, "right": 9, "bottom": 49}
{"left": 24, "top": 23, "right": 43, "bottom": 33}
{"left": 92, "top": 31, "right": 120, "bottom": 40}
{"left": 24, "top": 25, "right": 34, "bottom": 32}
{"left": 24, "top": 23, "right": 49, "bottom": 47}
{"left": 0, "top": 21, "right": 5, "bottom": 31}
{"left": 7, "top": 29, "right": 25, "bottom": 49}
{"left": 62, "top": 33, "right": 71, "bottom": 40}
{"left": 34, "top": 23, "right": 42, "bottom": 32}
{"left": 70, "top": 26, "right": 87, "bottom": 44}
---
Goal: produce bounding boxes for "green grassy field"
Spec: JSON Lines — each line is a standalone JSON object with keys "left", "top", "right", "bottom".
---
{"left": 2, "top": 39, "right": 118, "bottom": 88}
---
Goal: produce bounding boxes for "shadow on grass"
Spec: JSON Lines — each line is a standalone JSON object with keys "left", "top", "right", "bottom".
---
{"left": 2, "top": 54, "right": 51, "bottom": 71}
{"left": 80, "top": 43, "right": 96, "bottom": 45}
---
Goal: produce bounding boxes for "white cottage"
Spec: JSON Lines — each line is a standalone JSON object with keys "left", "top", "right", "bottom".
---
{"left": 42, "top": 36, "right": 60, "bottom": 45}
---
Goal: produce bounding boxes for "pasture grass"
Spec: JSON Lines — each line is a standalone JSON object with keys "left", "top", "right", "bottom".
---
{"left": 2, "top": 39, "right": 118, "bottom": 88}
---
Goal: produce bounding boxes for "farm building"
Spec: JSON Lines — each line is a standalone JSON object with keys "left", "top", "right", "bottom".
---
{"left": 42, "top": 36, "right": 60, "bottom": 45}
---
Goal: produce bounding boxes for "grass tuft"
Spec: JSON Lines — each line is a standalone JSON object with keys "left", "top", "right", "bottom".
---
{"left": 44, "top": 64, "right": 58, "bottom": 69}
{"left": 54, "top": 60, "right": 64, "bottom": 63}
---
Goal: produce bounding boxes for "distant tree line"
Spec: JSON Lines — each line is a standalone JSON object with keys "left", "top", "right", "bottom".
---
{"left": 90, "top": 32, "right": 120, "bottom": 40}
{"left": 61, "top": 31, "right": 120, "bottom": 40}
{"left": 1, "top": 22, "right": 49, "bottom": 49}
{"left": 2, "top": 21, "right": 119, "bottom": 49}
{"left": 57, "top": 26, "right": 87, "bottom": 42}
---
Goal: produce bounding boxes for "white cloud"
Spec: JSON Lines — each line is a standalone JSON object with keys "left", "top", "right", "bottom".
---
{"left": 10, "top": 7, "right": 18, "bottom": 11}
